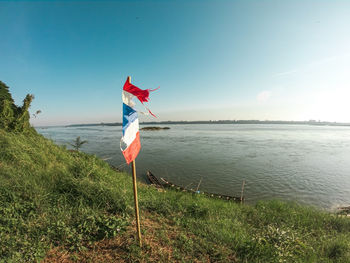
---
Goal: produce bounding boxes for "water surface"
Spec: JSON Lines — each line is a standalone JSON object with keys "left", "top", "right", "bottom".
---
{"left": 37, "top": 124, "right": 350, "bottom": 209}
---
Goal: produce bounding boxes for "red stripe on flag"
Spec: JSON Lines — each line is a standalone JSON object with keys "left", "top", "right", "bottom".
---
{"left": 122, "top": 132, "right": 141, "bottom": 164}
{"left": 123, "top": 77, "right": 151, "bottom": 103}
{"left": 123, "top": 77, "right": 158, "bottom": 117}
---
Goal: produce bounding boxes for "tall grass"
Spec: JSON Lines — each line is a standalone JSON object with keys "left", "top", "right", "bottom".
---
{"left": 0, "top": 130, "right": 130, "bottom": 262}
{"left": 1, "top": 129, "right": 350, "bottom": 262}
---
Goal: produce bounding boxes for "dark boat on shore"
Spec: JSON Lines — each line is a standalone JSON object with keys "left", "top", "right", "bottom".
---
{"left": 146, "top": 171, "right": 243, "bottom": 203}
{"left": 146, "top": 170, "right": 164, "bottom": 187}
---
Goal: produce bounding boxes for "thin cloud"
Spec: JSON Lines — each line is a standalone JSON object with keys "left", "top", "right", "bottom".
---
{"left": 274, "top": 69, "right": 299, "bottom": 77}
{"left": 274, "top": 53, "right": 350, "bottom": 77}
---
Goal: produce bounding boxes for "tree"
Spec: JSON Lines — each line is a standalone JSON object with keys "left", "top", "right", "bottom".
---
{"left": 32, "top": 110, "right": 42, "bottom": 118}
{"left": 13, "top": 94, "right": 34, "bottom": 132}
{"left": 0, "top": 81, "right": 34, "bottom": 133}
{"left": 0, "top": 100, "right": 14, "bottom": 130}
{"left": 0, "top": 81, "right": 15, "bottom": 109}
{"left": 70, "top": 136, "right": 88, "bottom": 151}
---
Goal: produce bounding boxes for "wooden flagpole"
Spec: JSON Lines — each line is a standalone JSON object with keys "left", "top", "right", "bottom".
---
{"left": 131, "top": 160, "right": 142, "bottom": 247}
{"left": 128, "top": 76, "right": 142, "bottom": 247}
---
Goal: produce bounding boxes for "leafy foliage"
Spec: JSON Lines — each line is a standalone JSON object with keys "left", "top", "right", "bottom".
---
{"left": 32, "top": 110, "right": 42, "bottom": 118}
{"left": 0, "top": 81, "right": 15, "bottom": 108}
{"left": 0, "top": 81, "right": 34, "bottom": 133}
{"left": 70, "top": 136, "right": 88, "bottom": 151}
{"left": 0, "top": 100, "right": 14, "bottom": 130}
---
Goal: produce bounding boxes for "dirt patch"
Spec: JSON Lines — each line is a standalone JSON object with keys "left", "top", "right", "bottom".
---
{"left": 43, "top": 213, "right": 205, "bottom": 263}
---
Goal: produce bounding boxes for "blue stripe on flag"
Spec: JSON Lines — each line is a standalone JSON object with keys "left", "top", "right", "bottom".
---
{"left": 122, "top": 103, "right": 138, "bottom": 135}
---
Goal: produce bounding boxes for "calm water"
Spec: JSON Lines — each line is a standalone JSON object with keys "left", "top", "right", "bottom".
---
{"left": 37, "top": 124, "right": 350, "bottom": 210}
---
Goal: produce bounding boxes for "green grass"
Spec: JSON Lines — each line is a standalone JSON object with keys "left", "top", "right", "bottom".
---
{"left": 1, "top": 129, "right": 350, "bottom": 262}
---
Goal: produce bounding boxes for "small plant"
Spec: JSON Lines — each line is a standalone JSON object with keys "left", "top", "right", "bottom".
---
{"left": 70, "top": 136, "right": 88, "bottom": 151}
{"left": 32, "top": 110, "right": 42, "bottom": 118}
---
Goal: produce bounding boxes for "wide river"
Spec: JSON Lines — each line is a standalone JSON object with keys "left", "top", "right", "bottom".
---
{"left": 37, "top": 124, "right": 350, "bottom": 210}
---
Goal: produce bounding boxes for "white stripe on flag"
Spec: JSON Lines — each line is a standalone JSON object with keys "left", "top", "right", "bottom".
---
{"left": 122, "top": 90, "right": 135, "bottom": 108}
{"left": 122, "top": 118, "right": 139, "bottom": 146}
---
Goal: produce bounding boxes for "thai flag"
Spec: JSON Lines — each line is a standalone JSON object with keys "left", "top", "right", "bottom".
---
{"left": 121, "top": 77, "right": 157, "bottom": 164}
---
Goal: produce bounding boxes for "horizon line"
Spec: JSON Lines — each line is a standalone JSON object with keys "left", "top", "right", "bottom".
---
{"left": 33, "top": 119, "right": 350, "bottom": 128}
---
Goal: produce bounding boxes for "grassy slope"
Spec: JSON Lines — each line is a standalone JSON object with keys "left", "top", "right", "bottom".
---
{"left": 1, "top": 129, "right": 350, "bottom": 263}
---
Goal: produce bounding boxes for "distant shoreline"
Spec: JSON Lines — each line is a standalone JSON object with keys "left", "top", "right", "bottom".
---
{"left": 61, "top": 120, "right": 350, "bottom": 128}
{"left": 140, "top": 126, "right": 170, "bottom": 131}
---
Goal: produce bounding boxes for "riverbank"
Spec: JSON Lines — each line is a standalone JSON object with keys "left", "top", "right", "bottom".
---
{"left": 1, "top": 130, "right": 350, "bottom": 262}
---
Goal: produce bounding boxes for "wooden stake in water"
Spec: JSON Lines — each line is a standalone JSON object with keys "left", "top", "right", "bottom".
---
{"left": 196, "top": 177, "right": 203, "bottom": 192}
{"left": 131, "top": 160, "right": 142, "bottom": 247}
{"left": 240, "top": 180, "right": 245, "bottom": 204}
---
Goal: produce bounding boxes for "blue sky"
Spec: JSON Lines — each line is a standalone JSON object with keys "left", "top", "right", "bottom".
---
{"left": 1, "top": 0, "right": 350, "bottom": 125}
